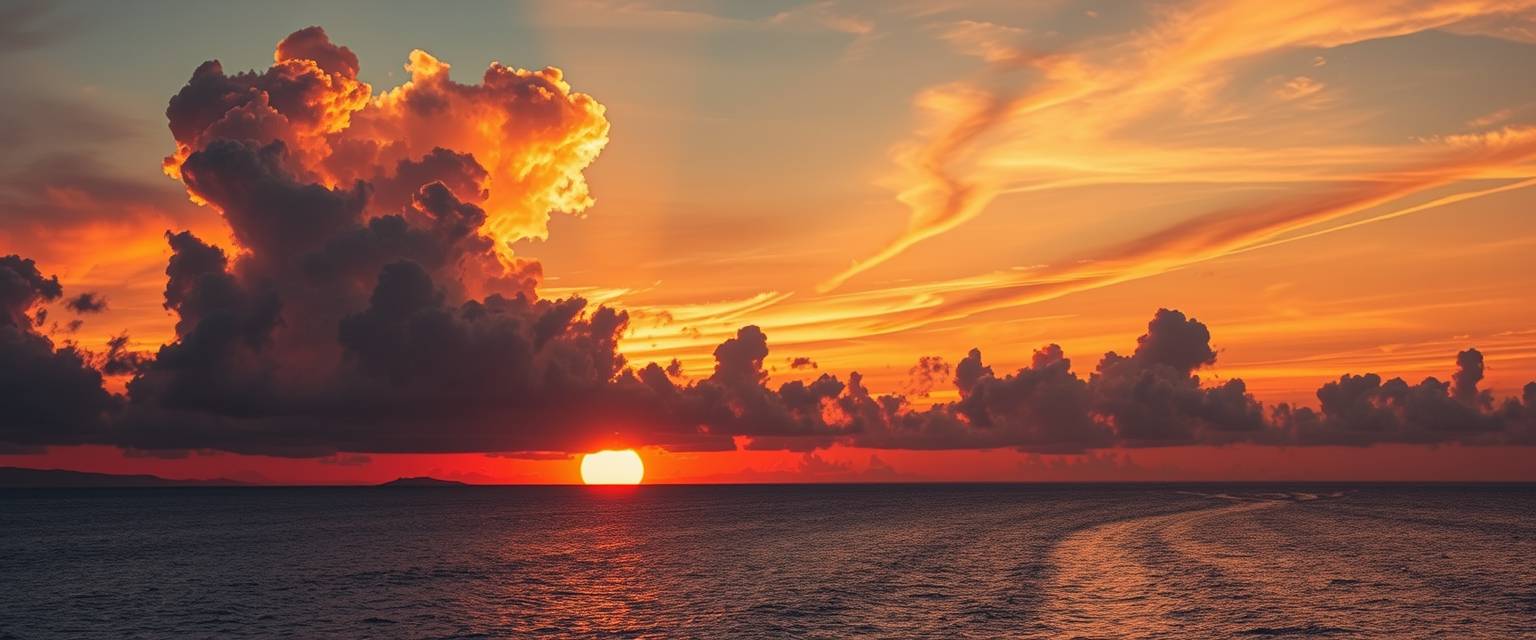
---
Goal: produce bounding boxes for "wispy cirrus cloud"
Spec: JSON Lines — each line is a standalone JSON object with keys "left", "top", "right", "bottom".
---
{"left": 818, "top": 0, "right": 1536, "bottom": 293}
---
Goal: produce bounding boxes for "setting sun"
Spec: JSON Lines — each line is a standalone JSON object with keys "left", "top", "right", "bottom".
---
{"left": 580, "top": 450, "right": 645, "bottom": 485}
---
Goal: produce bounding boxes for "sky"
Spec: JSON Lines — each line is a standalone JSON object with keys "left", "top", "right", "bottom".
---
{"left": 2, "top": 0, "right": 1534, "bottom": 483}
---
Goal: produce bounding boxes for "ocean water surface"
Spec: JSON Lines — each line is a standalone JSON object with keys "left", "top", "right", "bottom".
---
{"left": 1, "top": 484, "right": 1533, "bottom": 638}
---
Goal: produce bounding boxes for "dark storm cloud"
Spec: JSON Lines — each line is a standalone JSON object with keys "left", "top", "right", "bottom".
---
{"left": 834, "top": 310, "right": 1526, "bottom": 452}
{"left": 635, "top": 326, "right": 859, "bottom": 452}
{"left": 1128, "top": 308, "right": 1217, "bottom": 374}
{"left": 1452, "top": 348, "right": 1490, "bottom": 408}
{"left": 0, "top": 255, "right": 60, "bottom": 329}
{"left": 0, "top": 256, "right": 117, "bottom": 450}
{"left": 1087, "top": 309, "right": 1267, "bottom": 446}
{"left": 109, "top": 147, "right": 646, "bottom": 455}
{"left": 841, "top": 311, "right": 1266, "bottom": 452}
{"left": 65, "top": 24, "right": 639, "bottom": 455}
{"left": 1517, "top": 384, "right": 1536, "bottom": 444}
{"left": 367, "top": 147, "right": 490, "bottom": 214}
{"left": 94, "top": 334, "right": 150, "bottom": 376}
{"left": 1273, "top": 347, "right": 1516, "bottom": 446}
{"left": 8, "top": 235, "right": 1536, "bottom": 455}
{"left": 849, "top": 343, "right": 1107, "bottom": 452}
{"left": 180, "top": 140, "right": 369, "bottom": 260}
{"left": 125, "top": 228, "right": 284, "bottom": 419}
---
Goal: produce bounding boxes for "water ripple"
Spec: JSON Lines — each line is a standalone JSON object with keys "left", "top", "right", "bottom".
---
{"left": 1, "top": 484, "right": 1532, "bottom": 638}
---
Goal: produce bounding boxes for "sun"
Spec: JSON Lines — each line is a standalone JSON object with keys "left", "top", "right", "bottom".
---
{"left": 580, "top": 449, "right": 645, "bottom": 485}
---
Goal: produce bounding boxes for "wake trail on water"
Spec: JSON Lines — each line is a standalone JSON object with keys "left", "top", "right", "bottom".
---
{"left": 1036, "top": 492, "right": 1407, "bottom": 639}
{"left": 1040, "top": 497, "right": 1283, "bottom": 637}
{"left": 5, "top": 487, "right": 1530, "bottom": 638}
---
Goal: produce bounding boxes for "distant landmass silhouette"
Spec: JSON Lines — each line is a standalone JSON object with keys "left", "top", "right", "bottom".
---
{"left": 0, "top": 467, "right": 247, "bottom": 488}
{"left": 377, "top": 476, "right": 469, "bottom": 487}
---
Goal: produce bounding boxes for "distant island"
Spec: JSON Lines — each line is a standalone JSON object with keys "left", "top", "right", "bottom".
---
{"left": 0, "top": 467, "right": 246, "bottom": 488}
{"left": 377, "top": 476, "right": 469, "bottom": 487}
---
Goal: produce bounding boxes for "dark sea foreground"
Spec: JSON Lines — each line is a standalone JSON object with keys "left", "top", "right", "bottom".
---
{"left": 2, "top": 484, "right": 1533, "bottom": 639}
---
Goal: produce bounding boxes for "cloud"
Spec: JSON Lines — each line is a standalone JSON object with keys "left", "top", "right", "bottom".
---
{"left": 111, "top": 169, "right": 643, "bottom": 455}
{"left": 67, "top": 28, "right": 620, "bottom": 456}
{"left": 1272, "top": 75, "right": 1327, "bottom": 104}
{"left": 94, "top": 333, "right": 149, "bottom": 377}
{"left": 1, "top": 26, "right": 1532, "bottom": 460}
{"left": 904, "top": 355, "right": 948, "bottom": 396}
{"left": 845, "top": 310, "right": 1259, "bottom": 452}
{"left": 864, "top": 127, "right": 1536, "bottom": 328}
{"left": 329, "top": 46, "right": 610, "bottom": 258}
{"left": 161, "top": 26, "right": 609, "bottom": 264}
{"left": 7, "top": 241, "right": 1535, "bottom": 455}
{"left": 1088, "top": 310, "right": 1267, "bottom": 445}
{"left": 0, "top": 255, "right": 60, "bottom": 329}
{"left": 63, "top": 292, "right": 107, "bottom": 314}
{"left": 819, "top": 0, "right": 1536, "bottom": 293}
{"left": 909, "top": 342, "right": 1108, "bottom": 451}
{"left": 1274, "top": 347, "right": 1523, "bottom": 445}
{"left": 0, "top": 255, "right": 117, "bottom": 449}
{"left": 1452, "top": 348, "right": 1492, "bottom": 407}
{"left": 874, "top": 311, "right": 1527, "bottom": 451}
{"left": 634, "top": 326, "right": 858, "bottom": 452}
{"left": 274, "top": 26, "right": 360, "bottom": 78}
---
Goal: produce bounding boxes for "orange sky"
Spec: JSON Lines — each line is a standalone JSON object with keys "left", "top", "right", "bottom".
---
{"left": 3, "top": 0, "right": 1535, "bottom": 483}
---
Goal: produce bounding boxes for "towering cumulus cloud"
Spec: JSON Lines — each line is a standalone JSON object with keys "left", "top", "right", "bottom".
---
{"left": 1, "top": 28, "right": 1533, "bottom": 459}
{"left": 112, "top": 28, "right": 623, "bottom": 455}
{"left": 162, "top": 26, "right": 608, "bottom": 263}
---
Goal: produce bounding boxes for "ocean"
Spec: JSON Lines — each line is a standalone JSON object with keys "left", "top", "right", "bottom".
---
{"left": 1, "top": 484, "right": 1532, "bottom": 638}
